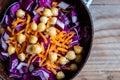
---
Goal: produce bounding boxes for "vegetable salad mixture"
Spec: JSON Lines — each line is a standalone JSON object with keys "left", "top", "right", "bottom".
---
{"left": 0, "top": 0, "right": 87, "bottom": 80}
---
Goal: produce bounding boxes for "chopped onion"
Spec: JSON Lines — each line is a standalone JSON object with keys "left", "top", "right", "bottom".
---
{"left": 58, "top": 2, "right": 69, "bottom": 9}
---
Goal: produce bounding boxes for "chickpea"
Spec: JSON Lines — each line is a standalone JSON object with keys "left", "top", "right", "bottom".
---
{"left": 37, "top": 23, "right": 46, "bottom": 32}
{"left": 56, "top": 71, "right": 65, "bottom": 80}
{"left": 75, "top": 55, "right": 82, "bottom": 63}
{"left": 74, "top": 46, "right": 83, "bottom": 54}
{"left": 26, "top": 45, "right": 33, "bottom": 54}
{"left": 59, "top": 57, "right": 69, "bottom": 65}
{"left": 46, "top": 27, "right": 56, "bottom": 36}
{"left": 66, "top": 51, "right": 76, "bottom": 60}
{"left": 29, "top": 36, "right": 38, "bottom": 44}
{"left": 30, "top": 21, "right": 37, "bottom": 31}
{"left": 40, "top": 16, "right": 48, "bottom": 24}
{"left": 51, "top": 7, "right": 59, "bottom": 16}
{"left": 8, "top": 45, "right": 15, "bottom": 55}
{"left": 18, "top": 53, "right": 25, "bottom": 61}
{"left": 17, "top": 34, "right": 26, "bottom": 44}
{"left": 70, "top": 64, "right": 78, "bottom": 71}
{"left": 16, "top": 9, "right": 25, "bottom": 18}
{"left": 32, "top": 44, "right": 42, "bottom": 54}
{"left": 50, "top": 17, "right": 57, "bottom": 25}
{"left": 43, "top": 8, "right": 53, "bottom": 17}
{"left": 0, "top": 27, "right": 4, "bottom": 34}
{"left": 49, "top": 52, "right": 57, "bottom": 62}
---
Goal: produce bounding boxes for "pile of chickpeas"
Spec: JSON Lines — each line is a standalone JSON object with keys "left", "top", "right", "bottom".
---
{"left": 6, "top": 6, "right": 83, "bottom": 80}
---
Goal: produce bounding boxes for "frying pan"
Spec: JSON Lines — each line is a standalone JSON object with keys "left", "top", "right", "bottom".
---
{"left": 0, "top": 0, "right": 93, "bottom": 80}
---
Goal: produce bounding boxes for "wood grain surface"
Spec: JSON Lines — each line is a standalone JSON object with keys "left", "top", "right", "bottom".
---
{"left": 74, "top": 0, "right": 120, "bottom": 80}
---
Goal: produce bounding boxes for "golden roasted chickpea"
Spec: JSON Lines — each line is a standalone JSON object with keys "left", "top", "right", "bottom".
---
{"left": 51, "top": 7, "right": 59, "bottom": 16}
{"left": 26, "top": 45, "right": 33, "bottom": 54}
{"left": 30, "top": 21, "right": 38, "bottom": 31}
{"left": 18, "top": 53, "right": 25, "bottom": 61}
{"left": 74, "top": 46, "right": 83, "bottom": 54}
{"left": 75, "top": 55, "right": 82, "bottom": 63}
{"left": 43, "top": 8, "right": 53, "bottom": 17}
{"left": 16, "top": 9, "right": 25, "bottom": 18}
{"left": 70, "top": 64, "right": 78, "bottom": 71}
{"left": 17, "top": 34, "right": 26, "bottom": 44}
{"left": 46, "top": 27, "right": 56, "bottom": 36}
{"left": 59, "top": 57, "right": 69, "bottom": 65}
{"left": 32, "top": 44, "right": 42, "bottom": 54}
{"left": 66, "top": 51, "right": 76, "bottom": 60}
{"left": 37, "top": 23, "right": 46, "bottom": 32}
{"left": 8, "top": 45, "right": 15, "bottom": 55}
{"left": 56, "top": 71, "right": 65, "bottom": 80}
{"left": 40, "top": 16, "right": 48, "bottom": 24}
{"left": 0, "top": 27, "right": 4, "bottom": 34}
{"left": 29, "top": 36, "right": 38, "bottom": 44}
{"left": 50, "top": 17, "right": 57, "bottom": 25}
{"left": 49, "top": 52, "right": 57, "bottom": 62}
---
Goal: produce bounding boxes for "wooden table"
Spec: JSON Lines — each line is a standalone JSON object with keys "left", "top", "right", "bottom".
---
{"left": 75, "top": 0, "right": 120, "bottom": 80}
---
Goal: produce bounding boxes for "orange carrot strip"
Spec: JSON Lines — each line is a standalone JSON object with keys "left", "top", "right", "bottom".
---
{"left": 41, "top": 43, "right": 45, "bottom": 54}
{"left": 34, "top": 31, "right": 38, "bottom": 36}
{"left": 7, "top": 26, "right": 12, "bottom": 32}
{"left": 38, "top": 54, "right": 44, "bottom": 58}
{"left": 36, "top": 7, "right": 41, "bottom": 13}
{"left": 12, "top": 18, "right": 25, "bottom": 27}
{"left": 12, "top": 29, "right": 15, "bottom": 35}
{"left": 27, "top": 55, "right": 34, "bottom": 67}
{"left": 46, "top": 20, "right": 50, "bottom": 28}
{"left": 57, "top": 47, "right": 68, "bottom": 52}
{"left": 20, "top": 42, "right": 26, "bottom": 52}
{"left": 26, "top": 14, "right": 31, "bottom": 24}
{"left": 56, "top": 28, "right": 61, "bottom": 33}
{"left": 32, "top": 56, "right": 38, "bottom": 62}
{"left": 39, "top": 32, "right": 48, "bottom": 43}
{"left": 45, "top": 44, "right": 50, "bottom": 56}
{"left": 16, "top": 29, "right": 25, "bottom": 35}
{"left": 52, "top": 2, "right": 58, "bottom": 7}
{"left": 51, "top": 68, "right": 57, "bottom": 75}
{"left": 66, "top": 39, "right": 73, "bottom": 44}
{"left": 39, "top": 58, "right": 46, "bottom": 66}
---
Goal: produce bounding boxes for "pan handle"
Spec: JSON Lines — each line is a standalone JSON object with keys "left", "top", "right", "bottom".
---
{"left": 83, "top": 0, "right": 93, "bottom": 8}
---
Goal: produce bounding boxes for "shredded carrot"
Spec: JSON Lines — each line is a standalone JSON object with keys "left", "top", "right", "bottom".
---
{"left": 36, "top": 7, "right": 41, "bottom": 13}
{"left": 11, "top": 29, "right": 15, "bottom": 35}
{"left": 16, "top": 29, "right": 25, "bottom": 35}
{"left": 45, "top": 44, "right": 50, "bottom": 56}
{"left": 32, "top": 56, "right": 38, "bottom": 62}
{"left": 51, "top": 68, "right": 57, "bottom": 75}
{"left": 57, "top": 47, "right": 68, "bottom": 52}
{"left": 66, "top": 39, "right": 73, "bottom": 44}
{"left": 52, "top": 2, "right": 58, "bottom": 7}
{"left": 39, "top": 32, "right": 48, "bottom": 43}
{"left": 38, "top": 54, "right": 45, "bottom": 58}
{"left": 46, "top": 20, "right": 51, "bottom": 28}
{"left": 7, "top": 26, "right": 12, "bottom": 32}
{"left": 27, "top": 55, "right": 34, "bottom": 67}
{"left": 41, "top": 43, "right": 45, "bottom": 54}
{"left": 26, "top": 14, "right": 31, "bottom": 24}
{"left": 12, "top": 18, "right": 25, "bottom": 27}
{"left": 20, "top": 42, "right": 26, "bottom": 52}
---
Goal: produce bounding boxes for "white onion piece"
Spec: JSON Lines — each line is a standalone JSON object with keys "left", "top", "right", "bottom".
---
{"left": 58, "top": 2, "right": 69, "bottom": 9}
{"left": 56, "top": 20, "right": 65, "bottom": 29}
{"left": 72, "top": 16, "right": 77, "bottom": 23}
{"left": 17, "top": 62, "right": 27, "bottom": 70}
{"left": 29, "top": 64, "right": 34, "bottom": 72}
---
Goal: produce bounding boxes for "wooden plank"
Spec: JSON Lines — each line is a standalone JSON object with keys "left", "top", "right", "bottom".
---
{"left": 75, "top": 0, "right": 120, "bottom": 80}
{"left": 92, "top": 0, "right": 120, "bottom": 5}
